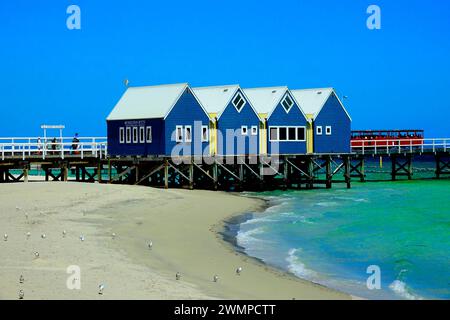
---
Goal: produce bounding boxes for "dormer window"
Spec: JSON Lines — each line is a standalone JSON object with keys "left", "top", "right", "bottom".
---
{"left": 281, "top": 94, "right": 294, "bottom": 113}
{"left": 232, "top": 92, "right": 246, "bottom": 112}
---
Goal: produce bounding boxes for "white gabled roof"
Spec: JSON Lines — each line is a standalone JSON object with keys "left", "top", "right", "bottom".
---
{"left": 243, "top": 86, "right": 287, "bottom": 115}
{"left": 106, "top": 83, "right": 188, "bottom": 120}
{"left": 243, "top": 86, "right": 309, "bottom": 121}
{"left": 192, "top": 85, "right": 240, "bottom": 114}
{"left": 291, "top": 88, "right": 352, "bottom": 121}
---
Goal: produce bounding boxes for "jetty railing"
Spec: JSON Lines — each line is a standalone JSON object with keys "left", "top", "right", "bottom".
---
{"left": 0, "top": 137, "right": 108, "bottom": 160}
{"left": 351, "top": 138, "right": 449, "bottom": 155}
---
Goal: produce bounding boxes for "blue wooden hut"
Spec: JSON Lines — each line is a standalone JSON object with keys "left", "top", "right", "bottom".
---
{"left": 291, "top": 88, "right": 352, "bottom": 154}
{"left": 106, "top": 83, "right": 210, "bottom": 157}
{"left": 243, "top": 86, "right": 309, "bottom": 155}
{"left": 192, "top": 85, "right": 260, "bottom": 156}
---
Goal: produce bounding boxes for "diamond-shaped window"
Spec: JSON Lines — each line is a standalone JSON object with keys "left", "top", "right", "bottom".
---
{"left": 232, "top": 92, "right": 246, "bottom": 112}
{"left": 281, "top": 94, "right": 294, "bottom": 112}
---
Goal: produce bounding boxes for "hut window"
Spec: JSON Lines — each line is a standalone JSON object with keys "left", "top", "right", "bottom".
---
{"left": 316, "top": 126, "right": 323, "bottom": 135}
{"left": 251, "top": 126, "right": 258, "bottom": 136}
{"left": 241, "top": 126, "right": 248, "bottom": 135}
{"left": 146, "top": 127, "right": 152, "bottom": 143}
{"left": 119, "top": 127, "right": 125, "bottom": 144}
{"left": 279, "top": 127, "right": 287, "bottom": 141}
{"left": 176, "top": 126, "right": 183, "bottom": 142}
{"left": 297, "top": 127, "right": 306, "bottom": 141}
{"left": 326, "top": 126, "right": 332, "bottom": 135}
{"left": 133, "top": 127, "right": 138, "bottom": 143}
{"left": 269, "top": 127, "right": 278, "bottom": 141}
{"left": 126, "top": 127, "right": 131, "bottom": 143}
{"left": 201, "top": 125, "right": 209, "bottom": 142}
{"left": 139, "top": 127, "right": 145, "bottom": 143}
{"left": 232, "top": 92, "right": 246, "bottom": 112}
{"left": 288, "top": 127, "right": 297, "bottom": 141}
{"left": 281, "top": 95, "right": 294, "bottom": 112}
{"left": 185, "top": 126, "right": 192, "bottom": 143}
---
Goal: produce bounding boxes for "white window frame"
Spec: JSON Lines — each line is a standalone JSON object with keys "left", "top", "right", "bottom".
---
{"left": 281, "top": 94, "right": 294, "bottom": 113}
{"left": 175, "top": 125, "right": 183, "bottom": 143}
{"left": 316, "top": 126, "right": 323, "bottom": 135}
{"left": 232, "top": 92, "right": 246, "bottom": 113}
{"left": 201, "top": 125, "right": 209, "bottom": 142}
{"left": 119, "top": 127, "right": 125, "bottom": 144}
{"left": 146, "top": 126, "right": 152, "bottom": 143}
{"left": 241, "top": 125, "right": 248, "bottom": 135}
{"left": 185, "top": 125, "right": 192, "bottom": 143}
{"left": 269, "top": 127, "right": 278, "bottom": 142}
{"left": 278, "top": 127, "right": 288, "bottom": 141}
{"left": 139, "top": 127, "right": 145, "bottom": 143}
{"left": 251, "top": 125, "right": 258, "bottom": 136}
{"left": 132, "top": 127, "right": 138, "bottom": 143}
{"left": 326, "top": 126, "right": 332, "bottom": 135}
{"left": 296, "top": 127, "right": 306, "bottom": 142}
{"left": 268, "top": 126, "right": 306, "bottom": 142}
{"left": 126, "top": 127, "right": 131, "bottom": 143}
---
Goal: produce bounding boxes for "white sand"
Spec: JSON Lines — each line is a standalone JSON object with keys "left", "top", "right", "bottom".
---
{"left": 0, "top": 182, "right": 350, "bottom": 300}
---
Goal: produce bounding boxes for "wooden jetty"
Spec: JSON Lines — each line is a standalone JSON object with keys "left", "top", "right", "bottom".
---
{"left": 0, "top": 137, "right": 449, "bottom": 190}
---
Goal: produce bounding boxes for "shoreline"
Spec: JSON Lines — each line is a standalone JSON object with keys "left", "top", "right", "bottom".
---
{"left": 0, "top": 182, "right": 351, "bottom": 300}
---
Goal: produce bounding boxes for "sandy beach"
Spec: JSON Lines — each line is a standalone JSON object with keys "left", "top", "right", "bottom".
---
{"left": 0, "top": 181, "right": 350, "bottom": 300}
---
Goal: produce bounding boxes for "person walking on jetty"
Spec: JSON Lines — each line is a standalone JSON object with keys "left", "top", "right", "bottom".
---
{"left": 71, "top": 133, "right": 80, "bottom": 155}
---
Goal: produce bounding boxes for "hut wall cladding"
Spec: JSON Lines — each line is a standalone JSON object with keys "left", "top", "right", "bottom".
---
{"left": 107, "top": 118, "right": 165, "bottom": 156}
{"left": 215, "top": 89, "right": 260, "bottom": 156}
{"left": 164, "top": 88, "right": 210, "bottom": 156}
{"left": 267, "top": 93, "right": 308, "bottom": 155}
{"left": 313, "top": 92, "right": 351, "bottom": 154}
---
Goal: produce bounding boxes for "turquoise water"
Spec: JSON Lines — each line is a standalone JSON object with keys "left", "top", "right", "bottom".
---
{"left": 238, "top": 179, "right": 450, "bottom": 299}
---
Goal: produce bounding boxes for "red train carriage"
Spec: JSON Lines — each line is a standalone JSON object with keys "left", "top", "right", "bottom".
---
{"left": 351, "top": 130, "right": 424, "bottom": 148}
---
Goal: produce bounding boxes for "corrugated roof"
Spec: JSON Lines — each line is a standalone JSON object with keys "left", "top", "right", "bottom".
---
{"left": 243, "top": 86, "right": 288, "bottom": 115}
{"left": 291, "top": 88, "right": 352, "bottom": 121}
{"left": 192, "top": 85, "right": 240, "bottom": 114}
{"left": 290, "top": 88, "right": 334, "bottom": 118}
{"left": 106, "top": 83, "right": 188, "bottom": 120}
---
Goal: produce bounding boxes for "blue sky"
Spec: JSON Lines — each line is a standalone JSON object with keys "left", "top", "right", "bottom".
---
{"left": 0, "top": 0, "right": 449, "bottom": 137}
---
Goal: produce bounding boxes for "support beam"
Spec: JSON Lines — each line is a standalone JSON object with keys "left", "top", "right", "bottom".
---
{"left": 325, "top": 156, "right": 332, "bottom": 189}
{"left": 164, "top": 160, "right": 169, "bottom": 189}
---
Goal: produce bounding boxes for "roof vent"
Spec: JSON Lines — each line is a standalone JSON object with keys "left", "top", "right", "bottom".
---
{"left": 272, "top": 90, "right": 277, "bottom": 93}
{"left": 317, "top": 91, "right": 322, "bottom": 95}
{"left": 223, "top": 89, "right": 228, "bottom": 92}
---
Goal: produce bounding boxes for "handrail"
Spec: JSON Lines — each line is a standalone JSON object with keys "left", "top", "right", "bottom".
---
{"left": 351, "top": 138, "right": 450, "bottom": 155}
{"left": 0, "top": 138, "right": 108, "bottom": 160}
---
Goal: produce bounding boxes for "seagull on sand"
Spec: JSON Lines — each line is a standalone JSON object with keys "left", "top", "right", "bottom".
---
{"left": 111, "top": 233, "right": 116, "bottom": 240}
{"left": 176, "top": 272, "right": 181, "bottom": 280}
{"left": 19, "top": 275, "right": 24, "bottom": 284}
{"left": 16, "top": 206, "right": 21, "bottom": 211}
{"left": 34, "top": 252, "right": 39, "bottom": 259}
{"left": 62, "top": 230, "right": 67, "bottom": 238}
{"left": 98, "top": 284, "right": 105, "bottom": 295}
{"left": 236, "top": 267, "right": 242, "bottom": 275}
{"left": 41, "top": 233, "right": 46, "bottom": 239}
{"left": 148, "top": 241, "right": 153, "bottom": 250}
{"left": 4, "top": 234, "right": 8, "bottom": 241}
{"left": 80, "top": 235, "right": 85, "bottom": 242}
{"left": 213, "top": 275, "right": 219, "bottom": 282}
{"left": 26, "top": 232, "right": 31, "bottom": 240}
{"left": 18, "top": 290, "right": 24, "bottom": 300}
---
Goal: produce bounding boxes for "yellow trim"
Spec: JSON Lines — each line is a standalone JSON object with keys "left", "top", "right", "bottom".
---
{"left": 259, "top": 120, "right": 267, "bottom": 155}
{"left": 307, "top": 121, "right": 314, "bottom": 154}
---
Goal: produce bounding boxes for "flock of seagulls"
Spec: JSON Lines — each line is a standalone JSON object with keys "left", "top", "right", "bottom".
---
{"left": 6, "top": 204, "right": 247, "bottom": 300}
